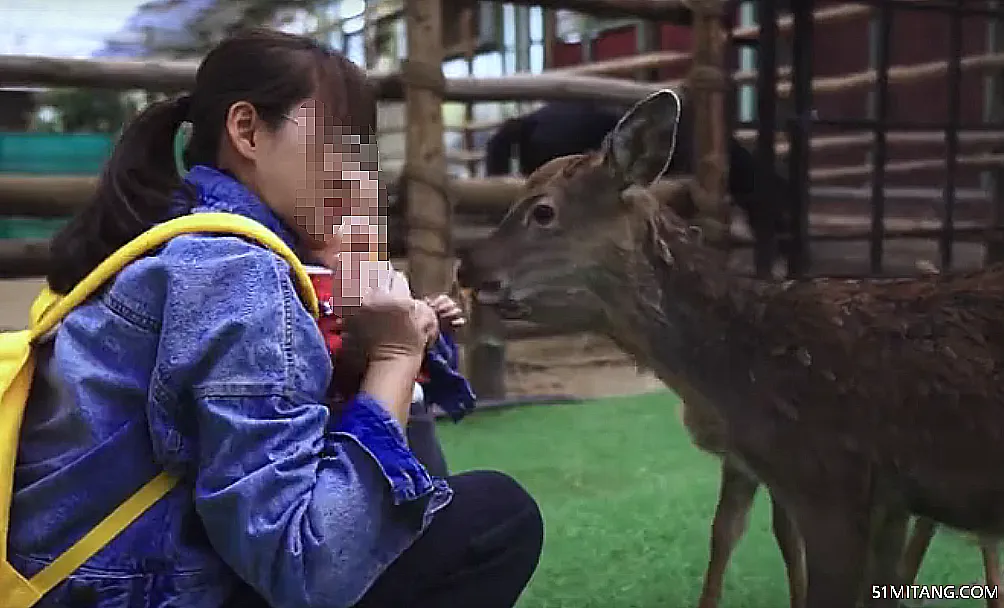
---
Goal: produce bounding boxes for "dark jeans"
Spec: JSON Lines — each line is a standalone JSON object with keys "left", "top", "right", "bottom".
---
{"left": 355, "top": 470, "right": 544, "bottom": 608}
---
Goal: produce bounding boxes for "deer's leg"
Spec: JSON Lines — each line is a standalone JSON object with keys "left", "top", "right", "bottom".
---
{"left": 980, "top": 538, "right": 1002, "bottom": 608}
{"left": 797, "top": 506, "right": 870, "bottom": 608}
{"left": 696, "top": 460, "right": 760, "bottom": 608}
{"left": 770, "top": 494, "right": 806, "bottom": 608}
{"left": 862, "top": 505, "right": 910, "bottom": 608}
{"left": 898, "top": 517, "right": 937, "bottom": 585}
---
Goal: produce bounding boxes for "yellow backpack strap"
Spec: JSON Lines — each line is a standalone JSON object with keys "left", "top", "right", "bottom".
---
{"left": 30, "top": 212, "right": 319, "bottom": 337}
{"left": 24, "top": 472, "right": 178, "bottom": 600}
{"left": 10, "top": 212, "right": 318, "bottom": 605}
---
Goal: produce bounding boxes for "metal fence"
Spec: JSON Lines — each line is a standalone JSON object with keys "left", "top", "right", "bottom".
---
{"left": 749, "top": 0, "right": 1004, "bottom": 279}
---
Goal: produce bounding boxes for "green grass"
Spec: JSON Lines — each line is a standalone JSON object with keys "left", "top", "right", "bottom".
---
{"left": 438, "top": 392, "right": 991, "bottom": 608}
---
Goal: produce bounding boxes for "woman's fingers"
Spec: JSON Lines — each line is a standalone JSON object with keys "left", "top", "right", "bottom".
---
{"left": 427, "top": 294, "right": 451, "bottom": 309}
{"left": 426, "top": 295, "right": 463, "bottom": 316}
{"left": 441, "top": 306, "right": 464, "bottom": 322}
{"left": 413, "top": 299, "right": 440, "bottom": 343}
{"left": 422, "top": 294, "right": 467, "bottom": 329}
{"left": 426, "top": 294, "right": 461, "bottom": 315}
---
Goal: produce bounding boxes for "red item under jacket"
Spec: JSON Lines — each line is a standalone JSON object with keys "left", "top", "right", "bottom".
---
{"left": 308, "top": 268, "right": 430, "bottom": 398}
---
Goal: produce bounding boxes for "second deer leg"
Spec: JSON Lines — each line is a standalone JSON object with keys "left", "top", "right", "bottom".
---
{"left": 862, "top": 504, "right": 910, "bottom": 608}
{"left": 798, "top": 505, "right": 871, "bottom": 608}
{"left": 696, "top": 460, "right": 760, "bottom": 608}
{"left": 897, "top": 517, "right": 937, "bottom": 585}
{"left": 770, "top": 494, "right": 806, "bottom": 608}
{"left": 980, "top": 539, "right": 1002, "bottom": 608}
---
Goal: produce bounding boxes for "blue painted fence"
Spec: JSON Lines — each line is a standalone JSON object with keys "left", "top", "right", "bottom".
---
{"left": 0, "top": 132, "right": 115, "bottom": 239}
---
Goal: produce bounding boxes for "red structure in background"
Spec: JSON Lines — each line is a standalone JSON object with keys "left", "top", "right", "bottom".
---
{"left": 546, "top": 5, "right": 996, "bottom": 221}
{"left": 551, "top": 22, "right": 692, "bottom": 80}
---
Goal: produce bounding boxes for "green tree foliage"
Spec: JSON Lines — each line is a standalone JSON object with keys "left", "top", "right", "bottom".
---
{"left": 176, "top": 0, "right": 326, "bottom": 56}
{"left": 37, "top": 89, "right": 140, "bottom": 134}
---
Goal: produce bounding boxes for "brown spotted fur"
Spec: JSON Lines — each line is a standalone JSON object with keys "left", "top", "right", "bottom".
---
{"left": 465, "top": 151, "right": 1004, "bottom": 608}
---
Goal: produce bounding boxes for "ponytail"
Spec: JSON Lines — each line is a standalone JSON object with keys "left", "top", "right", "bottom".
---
{"left": 47, "top": 94, "right": 193, "bottom": 294}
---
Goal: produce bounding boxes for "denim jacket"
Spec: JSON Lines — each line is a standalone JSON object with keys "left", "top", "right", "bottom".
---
{"left": 10, "top": 165, "right": 462, "bottom": 608}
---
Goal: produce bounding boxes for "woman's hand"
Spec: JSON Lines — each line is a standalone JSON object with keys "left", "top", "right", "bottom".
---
{"left": 424, "top": 294, "right": 466, "bottom": 332}
{"left": 341, "top": 293, "right": 434, "bottom": 363}
{"left": 345, "top": 293, "right": 436, "bottom": 426}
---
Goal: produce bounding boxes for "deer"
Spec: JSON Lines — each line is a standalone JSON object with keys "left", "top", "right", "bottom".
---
{"left": 459, "top": 89, "right": 1004, "bottom": 608}
{"left": 489, "top": 137, "right": 1004, "bottom": 608}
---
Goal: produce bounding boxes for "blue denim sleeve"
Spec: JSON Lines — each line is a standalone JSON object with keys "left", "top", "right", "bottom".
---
{"left": 148, "top": 235, "right": 450, "bottom": 607}
{"left": 421, "top": 332, "right": 476, "bottom": 421}
{"left": 331, "top": 392, "right": 435, "bottom": 500}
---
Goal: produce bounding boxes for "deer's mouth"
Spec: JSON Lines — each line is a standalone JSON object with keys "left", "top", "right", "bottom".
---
{"left": 474, "top": 289, "right": 531, "bottom": 320}
{"left": 497, "top": 299, "right": 531, "bottom": 320}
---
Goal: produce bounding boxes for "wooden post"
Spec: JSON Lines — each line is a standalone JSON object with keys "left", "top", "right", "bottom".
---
{"left": 543, "top": 9, "right": 558, "bottom": 69}
{"left": 363, "top": 1, "right": 377, "bottom": 68}
{"left": 463, "top": 4, "right": 506, "bottom": 400}
{"left": 468, "top": 294, "right": 507, "bottom": 400}
{"left": 403, "top": 0, "right": 450, "bottom": 297}
{"left": 456, "top": 2, "right": 505, "bottom": 399}
{"left": 687, "top": 0, "right": 731, "bottom": 250}
{"left": 461, "top": 5, "right": 478, "bottom": 177}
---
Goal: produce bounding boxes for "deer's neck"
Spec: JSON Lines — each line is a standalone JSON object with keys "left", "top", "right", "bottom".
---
{"left": 593, "top": 214, "right": 777, "bottom": 405}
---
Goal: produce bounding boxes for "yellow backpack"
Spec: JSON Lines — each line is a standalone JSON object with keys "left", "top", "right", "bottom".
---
{"left": 0, "top": 212, "right": 319, "bottom": 608}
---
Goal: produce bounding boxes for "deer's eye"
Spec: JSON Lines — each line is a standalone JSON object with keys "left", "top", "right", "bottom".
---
{"left": 528, "top": 202, "right": 557, "bottom": 228}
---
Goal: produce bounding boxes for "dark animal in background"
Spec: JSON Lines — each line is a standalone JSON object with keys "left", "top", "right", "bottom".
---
{"left": 483, "top": 99, "right": 797, "bottom": 268}
{"left": 485, "top": 102, "right": 624, "bottom": 178}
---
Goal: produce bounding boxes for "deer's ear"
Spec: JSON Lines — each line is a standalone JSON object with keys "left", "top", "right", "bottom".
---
{"left": 601, "top": 89, "right": 682, "bottom": 188}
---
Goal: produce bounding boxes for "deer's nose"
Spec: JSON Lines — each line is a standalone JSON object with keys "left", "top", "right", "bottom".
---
{"left": 456, "top": 249, "right": 494, "bottom": 290}
{"left": 471, "top": 277, "right": 510, "bottom": 306}
{"left": 479, "top": 278, "right": 507, "bottom": 294}
{"left": 456, "top": 250, "right": 509, "bottom": 300}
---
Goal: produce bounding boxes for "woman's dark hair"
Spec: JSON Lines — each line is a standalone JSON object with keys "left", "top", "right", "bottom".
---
{"left": 47, "top": 28, "right": 376, "bottom": 294}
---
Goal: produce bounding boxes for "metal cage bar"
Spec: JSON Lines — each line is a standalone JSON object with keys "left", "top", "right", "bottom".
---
{"left": 755, "top": 0, "right": 1003, "bottom": 277}
{"left": 868, "top": 0, "right": 893, "bottom": 275}
{"left": 787, "top": 0, "right": 814, "bottom": 277}
{"left": 940, "top": 0, "right": 964, "bottom": 270}
{"left": 754, "top": 0, "right": 780, "bottom": 277}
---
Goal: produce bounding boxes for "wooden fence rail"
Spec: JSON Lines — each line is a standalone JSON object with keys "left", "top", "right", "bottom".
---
{"left": 0, "top": 54, "right": 664, "bottom": 104}
{"left": 3, "top": 210, "right": 993, "bottom": 279}
{"left": 0, "top": 174, "right": 525, "bottom": 218}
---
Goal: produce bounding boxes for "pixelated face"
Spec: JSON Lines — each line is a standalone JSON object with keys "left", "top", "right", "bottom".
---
{"left": 334, "top": 213, "right": 393, "bottom": 305}
{"left": 256, "top": 98, "right": 381, "bottom": 251}
{"left": 338, "top": 214, "right": 386, "bottom": 258}
{"left": 318, "top": 213, "right": 397, "bottom": 311}
{"left": 330, "top": 256, "right": 404, "bottom": 311}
